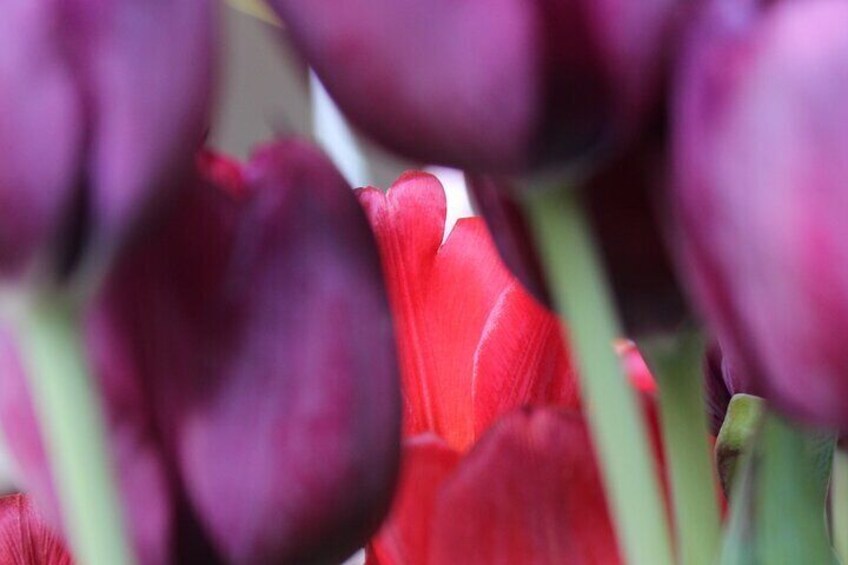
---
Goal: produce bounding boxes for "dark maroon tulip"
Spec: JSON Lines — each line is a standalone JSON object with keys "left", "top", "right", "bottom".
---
{"left": 672, "top": 0, "right": 848, "bottom": 430}
{"left": 269, "top": 0, "right": 678, "bottom": 173}
{"left": 468, "top": 138, "right": 687, "bottom": 336}
{"left": 0, "top": 494, "right": 72, "bottom": 564}
{"left": 0, "top": 140, "right": 401, "bottom": 563}
{"left": 0, "top": 0, "right": 215, "bottom": 281}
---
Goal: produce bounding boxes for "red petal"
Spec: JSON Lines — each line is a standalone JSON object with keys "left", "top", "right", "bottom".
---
{"left": 358, "top": 175, "right": 575, "bottom": 451}
{"left": 429, "top": 408, "right": 622, "bottom": 565}
{"left": 0, "top": 494, "right": 72, "bottom": 565}
{"left": 367, "top": 435, "right": 461, "bottom": 565}
{"left": 472, "top": 280, "right": 578, "bottom": 440}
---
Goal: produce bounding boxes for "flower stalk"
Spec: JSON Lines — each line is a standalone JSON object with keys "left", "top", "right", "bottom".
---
{"left": 833, "top": 448, "right": 848, "bottom": 562}
{"left": 18, "top": 294, "right": 134, "bottom": 565}
{"left": 641, "top": 331, "right": 721, "bottom": 565}
{"left": 523, "top": 183, "right": 673, "bottom": 565}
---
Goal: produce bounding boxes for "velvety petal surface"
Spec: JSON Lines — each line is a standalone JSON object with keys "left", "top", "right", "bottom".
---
{"left": 0, "top": 141, "right": 401, "bottom": 563}
{"left": 98, "top": 140, "right": 401, "bottom": 563}
{"left": 79, "top": 0, "right": 216, "bottom": 247}
{"left": 672, "top": 0, "right": 848, "bottom": 430}
{"left": 269, "top": 0, "right": 676, "bottom": 172}
{"left": 0, "top": 1, "right": 82, "bottom": 278}
{"left": 358, "top": 174, "right": 575, "bottom": 451}
{"left": 0, "top": 0, "right": 215, "bottom": 281}
{"left": 0, "top": 494, "right": 72, "bottom": 565}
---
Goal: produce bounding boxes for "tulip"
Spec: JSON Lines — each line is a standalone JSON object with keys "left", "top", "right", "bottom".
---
{"left": 468, "top": 137, "right": 687, "bottom": 336}
{"left": 356, "top": 171, "right": 668, "bottom": 563}
{"left": 0, "top": 0, "right": 215, "bottom": 281}
{"left": 672, "top": 0, "right": 848, "bottom": 430}
{"left": 0, "top": 140, "right": 401, "bottom": 563}
{"left": 269, "top": 0, "right": 678, "bottom": 173}
{"left": 0, "top": 494, "right": 72, "bottom": 564}
{"left": 356, "top": 172, "right": 577, "bottom": 451}
{"left": 369, "top": 409, "right": 623, "bottom": 565}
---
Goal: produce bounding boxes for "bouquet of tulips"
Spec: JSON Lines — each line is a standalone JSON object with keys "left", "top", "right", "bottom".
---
{"left": 1, "top": 0, "right": 846, "bottom": 563}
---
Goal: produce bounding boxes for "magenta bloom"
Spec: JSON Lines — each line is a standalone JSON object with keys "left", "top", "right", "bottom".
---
{"left": 269, "top": 0, "right": 677, "bottom": 172}
{"left": 672, "top": 0, "right": 848, "bottom": 430}
{"left": 0, "top": 0, "right": 215, "bottom": 280}
{"left": 0, "top": 140, "right": 401, "bottom": 563}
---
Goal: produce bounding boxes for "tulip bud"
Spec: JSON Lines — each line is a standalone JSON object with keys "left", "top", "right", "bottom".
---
{"left": 0, "top": 140, "right": 401, "bottom": 563}
{"left": 468, "top": 139, "right": 687, "bottom": 336}
{"left": 0, "top": 0, "right": 215, "bottom": 282}
{"left": 269, "top": 0, "right": 677, "bottom": 173}
{"left": 672, "top": 0, "right": 848, "bottom": 430}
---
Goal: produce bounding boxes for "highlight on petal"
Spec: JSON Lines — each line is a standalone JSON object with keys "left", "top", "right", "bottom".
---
{"left": 358, "top": 174, "right": 575, "bottom": 451}
{"left": 0, "top": 494, "right": 72, "bottom": 565}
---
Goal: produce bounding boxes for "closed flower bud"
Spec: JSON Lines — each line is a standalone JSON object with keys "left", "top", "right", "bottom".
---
{"left": 269, "top": 0, "right": 678, "bottom": 173}
{"left": 0, "top": 140, "right": 401, "bottom": 563}
{"left": 0, "top": 0, "right": 215, "bottom": 282}
{"left": 672, "top": 0, "right": 848, "bottom": 430}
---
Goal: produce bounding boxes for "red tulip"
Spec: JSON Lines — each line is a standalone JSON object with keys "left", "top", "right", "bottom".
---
{"left": 0, "top": 494, "right": 72, "bottom": 565}
{"left": 357, "top": 172, "right": 577, "bottom": 451}
{"left": 269, "top": 0, "right": 678, "bottom": 173}
{"left": 0, "top": 0, "right": 215, "bottom": 281}
{"left": 356, "top": 172, "right": 667, "bottom": 563}
{"left": 0, "top": 140, "right": 401, "bottom": 563}
{"left": 672, "top": 0, "right": 848, "bottom": 430}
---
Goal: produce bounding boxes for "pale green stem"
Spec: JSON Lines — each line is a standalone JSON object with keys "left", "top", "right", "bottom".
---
{"left": 523, "top": 186, "right": 673, "bottom": 565}
{"left": 832, "top": 448, "right": 848, "bottom": 563}
{"left": 757, "top": 415, "right": 835, "bottom": 565}
{"left": 19, "top": 295, "right": 135, "bottom": 565}
{"left": 642, "top": 332, "right": 721, "bottom": 565}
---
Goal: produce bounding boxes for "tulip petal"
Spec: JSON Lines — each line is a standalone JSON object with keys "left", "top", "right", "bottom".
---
{"left": 0, "top": 1, "right": 83, "bottom": 278}
{"left": 97, "top": 140, "right": 400, "bottom": 563}
{"left": 673, "top": 0, "right": 848, "bottom": 430}
{"left": 471, "top": 280, "right": 578, "bottom": 439}
{"left": 0, "top": 494, "right": 72, "bottom": 565}
{"left": 429, "top": 408, "right": 621, "bottom": 565}
{"left": 359, "top": 175, "right": 574, "bottom": 451}
{"left": 82, "top": 0, "right": 216, "bottom": 245}
{"left": 269, "top": 0, "right": 537, "bottom": 171}
{"left": 367, "top": 435, "right": 461, "bottom": 565}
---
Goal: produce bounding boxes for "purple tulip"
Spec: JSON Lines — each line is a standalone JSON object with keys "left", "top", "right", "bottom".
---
{"left": 269, "top": 0, "right": 678, "bottom": 173}
{"left": 468, "top": 137, "right": 686, "bottom": 335}
{"left": 0, "top": 0, "right": 215, "bottom": 281}
{"left": 672, "top": 0, "right": 848, "bottom": 431}
{"left": 0, "top": 140, "right": 401, "bottom": 563}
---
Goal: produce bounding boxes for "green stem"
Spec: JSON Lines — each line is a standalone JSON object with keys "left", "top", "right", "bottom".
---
{"left": 757, "top": 415, "right": 835, "bottom": 565}
{"left": 19, "top": 295, "right": 135, "bottom": 565}
{"left": 832, "top": 448, "right": 848, "bottom": 562}
{"left": 523, "top": 186, "right": 673, "bottom": 565}
{"left": 641, "top": 332, "right": 721, "bottom": 565}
